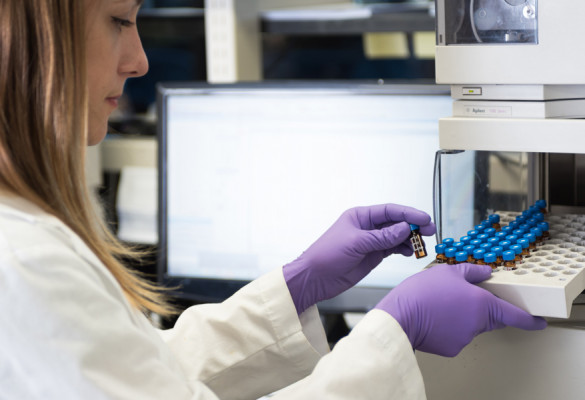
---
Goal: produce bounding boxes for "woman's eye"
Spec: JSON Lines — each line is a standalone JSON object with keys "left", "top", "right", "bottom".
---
{"left": 111, "top": 16, "right": 134, "bottom": 29}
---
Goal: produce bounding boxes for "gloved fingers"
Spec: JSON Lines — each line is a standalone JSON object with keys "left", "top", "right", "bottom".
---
{"left": 418, "top": 221, "right": 436, "bottom": 236}
{"left": 359, "top": 203, "right": 432, "bottom": 228}
{"left": 389, "top": 242, "right": 414, "bottom": 257}
{"left": 359, "top": 221, "right": 412, "bottom": 253}
{"left": 492, "top": 297, "right": 548, "bottom": 331}
{"left": 454, "top": 263, "right": 493, "bottom": 284}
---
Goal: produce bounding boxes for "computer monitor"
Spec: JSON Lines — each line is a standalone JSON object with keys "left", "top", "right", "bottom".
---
{"left": 157, "top": 81, "right": 451, "bottom": 312}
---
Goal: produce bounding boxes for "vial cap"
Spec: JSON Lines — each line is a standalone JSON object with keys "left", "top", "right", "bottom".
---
{"left": 484, "top": 252, "right": 497, "bottom": 263}
{"left": 435, "top": 244, "right": 447, "bottom": 254}
{"left": 492, "top": 246, "right": 504, "bottom": 256}
{"left": 453, "top": 242, "right": 465, "bottom": 250}
{"left": 522, "top": 210, "right": 531, "bottom": 218}
{"left": 533, "top": 213, "right": 544, "bottom": 222}
{"left": 503, "top": 250, "right": 515, "bottom": 261}
{"left": 512, "top": 229, "right": 525, "bottom": 237}
{"left": 530, "top": 227, "right": 542, "bottom": 236}
{"left": 445, "top": 247, "right": 457, "bottom": 257}
{"left": 477, "top": 234, "right": 489, "bottom": 242}
{"left": 538, "top": 222, "right": 549, "bottom": 231}
{"left": 460, "top": 236, "right": 472, "bottom": 245}
{"left": 489, "top": 214, "right": 500, "bottom": 223}
{"left": 517, "top": 238, "right": 529, "bottom": 249}
{"left": 529, "top": 205, "right": 539, "bottom": 215}
{"left": 480, "top": 243, "right": 492, "bottom": 251}
{"left": 510, "top": 244, "right": 522, "bottom": 255}
{"left": 487, "top": 237, "right": 499, "bottom": 246}
{"left": 484, "top": 228, "right": 496, "bottom": 237}
{"left": 505, "top": 234, "right": 518, "bottom": 242}
{"left": 467, "top": 230, "right": 479, "bottom": 238}
{"left": 473, "top": 249, "right": 486, "bottom": 260}
{"left": 495, "top": 232, "right": 507, "bottom": 240}
{"left": 524, "top": 233, "right": 536, "bottom": 243}
{"left": 501, "top": 226, "right": 513, "bottom": 234}
{"left": 409, "top": 224, "right": 420, "bottom": 231}
{"left": 499, "top": 240, "right": 512, "bottom": 250}
{"left": 463, "top": 245, "right": 475, "bottom": 254}
{"left": 536, "top": 199, "right": 547, "bottom": 209}
{"left": 470, "top": 239, "right": 482, "bottom": 247}
{"left": 443, "top": 238, "right": 455, "bottom": 246}
{"left": 455, "top": 251, "right": 468, "bottom": 262}
{"left": 474, "top": 224, "right": 484, "bottom": 232}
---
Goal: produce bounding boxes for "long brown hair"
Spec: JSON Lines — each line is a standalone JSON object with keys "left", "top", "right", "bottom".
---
{"left": 0, "top": 0, "right": 175, "bottom": 316}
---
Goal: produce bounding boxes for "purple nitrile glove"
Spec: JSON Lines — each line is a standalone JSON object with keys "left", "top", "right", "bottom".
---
{"left": 376, "top": 263, "right": 547, "bottom": 357}
{"left": 283, "top": 204, "right": 435, "bottom": 315}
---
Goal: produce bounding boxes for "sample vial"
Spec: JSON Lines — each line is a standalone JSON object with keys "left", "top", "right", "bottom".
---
{"left": 480, "top": 243, "right": 492, "bottom": 254}
{"left": 487, "top": 237, "right": 499, "bottom": 248}
{"left": 538, "top": 222, "right": 550, "bottom": 241}
{"left": 484, "top": 252, "right": 498, "bottom": 270}
{"left": 489, "top": 214, "right": 502, "bottom": 231}
{"left": 435, "top": 244, "right": 447, "bottom": 264}
{"left": 536, "top": 199, "right": 548, "bottom": 214}
{"left": 510, "top": 244, "right": 524, "bottom": 264}
{"left": 455, "top": 251, "right": 468, "bottom": 264}
{"left": 499, "top": 240, "right": 512, "bottom": 251}
{"left": 463, "top": 245, "right": 476, "bottom": 263}
{"left": 445, "top": 247, "right": 457, "bottom": 265}
{"left": 473, "top": 249, "right": 486, "bottom": 265}
{"left": 477, "top": 233, "right": 490, "bottom": 243}
{"left": 491, "top": 246, "right": 504, "bottom": 266}
{"left": 409, "top": 224, "right": 427, "bottom": 259}
{"left": 460, "top": 236, "right": 472, "bottom": 246}
{"left": 523, "top": 233, "right": 537, "bottom": 252}
{"left": 530, "top": 227, "right": 544, "bottom": 246}
{"left": 495, "top": 231, "right": 507, "bottom": 241}
{"left": 505, "top": 234, "right": 518, "bottom": 243}
{"left": 470, "top": 239, "right": 482, "bottom": 248}
{"left": 503, "top": 250, "right": 516, "bottom": 271}
{"left": 517, "top": 238, "right": 531, "bottom": 259}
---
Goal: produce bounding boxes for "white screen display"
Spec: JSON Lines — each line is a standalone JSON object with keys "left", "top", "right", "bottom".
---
{"left": 165, "top": 87, "right": 452, "bottom": 288}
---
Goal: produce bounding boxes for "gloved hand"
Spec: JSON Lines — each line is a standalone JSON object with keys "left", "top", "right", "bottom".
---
{"left": 376, "top": 263, "right": 547, "bottom": 357}
{"left": 283, "top": 203, "right": 435, "bottom": 315}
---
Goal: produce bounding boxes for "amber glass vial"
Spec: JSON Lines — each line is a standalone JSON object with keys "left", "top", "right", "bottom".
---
{"left": 409, "top": 224, "right": 427, "bottom": 259}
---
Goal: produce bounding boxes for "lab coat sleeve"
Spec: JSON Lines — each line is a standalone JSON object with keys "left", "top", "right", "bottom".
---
{"left": 159, "top": 269, "right": 330, "bottom": 400}
{"left": 271, "top": 309, "right": 427, "bottom": 400}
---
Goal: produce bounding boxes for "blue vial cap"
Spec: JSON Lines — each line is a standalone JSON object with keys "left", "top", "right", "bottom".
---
{"left": 477, "top": 233, "right": 489, "bottom": 242}
{"left": 443, "top": 238, "right": 455, "bottom": 246}
{"left": 524, "top": 233, "right": 536, "bottom": 243}
{"left": 529, "top": 205, "right": 539, "bottom": 215}
{"left": 480, "top": 242, "right": 492, "bottom": 250}
{"left": 484, "top": 227, "right": 496, "bottom": 237}
{"left": 445, "top": 247, "right": 457, "bottom": 258}
{"left": 522, "top": 210, "right": 531, "bottom": 218}
{"left": 487, "top": 237, "right": 499, "bottom": 247}
{"left": 530, "top": 227, "right": 542, "bottom": 236}
{"left": 499, "top": 240, "right": 512, "bottom": 250}
{"left": 455, "top": 251, "right": 468, "bottom": 263}
{"left": 410, "top": 224, "right": 420, "bottom": 231}
{"left": 536, "top": 199, "right": 547, "bottom": 209}
{"left": 489, "top": 214, "right": 500, "bottom": 223}
{"left": 533, "top": 213, "right": 545, "bottom": 222}
{"left": 470, "top": 239, "right": 482, "bottom": 247}
{"left": 512, "top": 229, "right": 525, "bottom": 237}
{"left": 474, "top": 224, "right": 484, "bottom": 232}
{"left": 516, "top": 215, "right": 527, "bottom": 224}
{"left": 463, "top": 245, "right": 475, "bottom": 255}
{"left": 467, "top": 230, "right": 479, "bottom": 239}
{"left": 520, "top": 223, "right": 531, "bottom": 231}
{"left": 510, "top": 244, "right": 522, "bottom": 255}
{"left": 473, "top": 249, "right": 486, "bottom": 260}
{"left": 538, "top": 222, "right": 549, "bottom": 231}
{"left": 460, "top": 236, "right": 472, "bottom": 245}
{"left": 508, "top": 221, "right": 519, "bottom": 229}
{"left": 492, "top": 246, "right": 504, "bottom": 256}
{"left": 480, "top": 220, "right": 492, "bottom": 229}
{"left": 501, "top": 226, "right": 513, "bottom": 234}
{"left": 526, "top": 219, "right": 537, "bottom": 228}
{"left": 435, "top": 244, "right": 447, "bottom": 254}
{"left": 453, "top": 242, "right": 465, "bottom": 250}
{"left": 505, "top": 234, "right": 518, "bottom": 243}
{"left": 495, "top": 231, "right": 507, "bottom": 240}
{"left": 517, "top": 238, "right": 529, "bottom": 249}
{"left": 503, "top": 250, "right": 515, "bottom": 261}
{"left": 484, "top": 252, "right": 497, "bottom": 263}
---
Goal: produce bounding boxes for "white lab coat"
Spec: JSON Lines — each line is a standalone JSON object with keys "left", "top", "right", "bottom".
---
{"left": 0, "top": 195, "right": 426, "bottom": 399}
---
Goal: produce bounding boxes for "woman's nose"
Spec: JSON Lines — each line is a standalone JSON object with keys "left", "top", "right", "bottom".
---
{"left": 120, "top": 30, "right": 149, "bottom": 78}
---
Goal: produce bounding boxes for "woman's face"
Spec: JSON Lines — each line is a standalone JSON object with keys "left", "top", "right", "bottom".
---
{"left": 85, "top": 0, "right": 148, "bottom": 145}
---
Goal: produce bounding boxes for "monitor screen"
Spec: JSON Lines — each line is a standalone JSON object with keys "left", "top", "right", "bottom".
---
{"left": 157, "top": 82, "right": 452, "bottom": 311}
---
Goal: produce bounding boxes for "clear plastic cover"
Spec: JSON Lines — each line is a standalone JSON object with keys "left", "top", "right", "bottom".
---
{"left": 439, "top": 0, "right": 538, "bottom": 45}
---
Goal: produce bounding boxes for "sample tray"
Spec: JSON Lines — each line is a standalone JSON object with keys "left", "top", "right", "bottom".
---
{"left": 433, "top": 213, "right": 585, "bottom": 318}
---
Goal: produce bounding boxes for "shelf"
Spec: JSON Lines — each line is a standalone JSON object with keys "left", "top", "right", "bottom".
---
{"left": 439, "top": 117, "right": 585, "bottom": 154}
{"left": 261, "top": 2, "right": 435, "bottom": 35}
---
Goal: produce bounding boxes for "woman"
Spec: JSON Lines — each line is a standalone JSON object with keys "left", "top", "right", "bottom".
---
{"left": 0, "top": 1, "right": 546, "bottom": 399}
